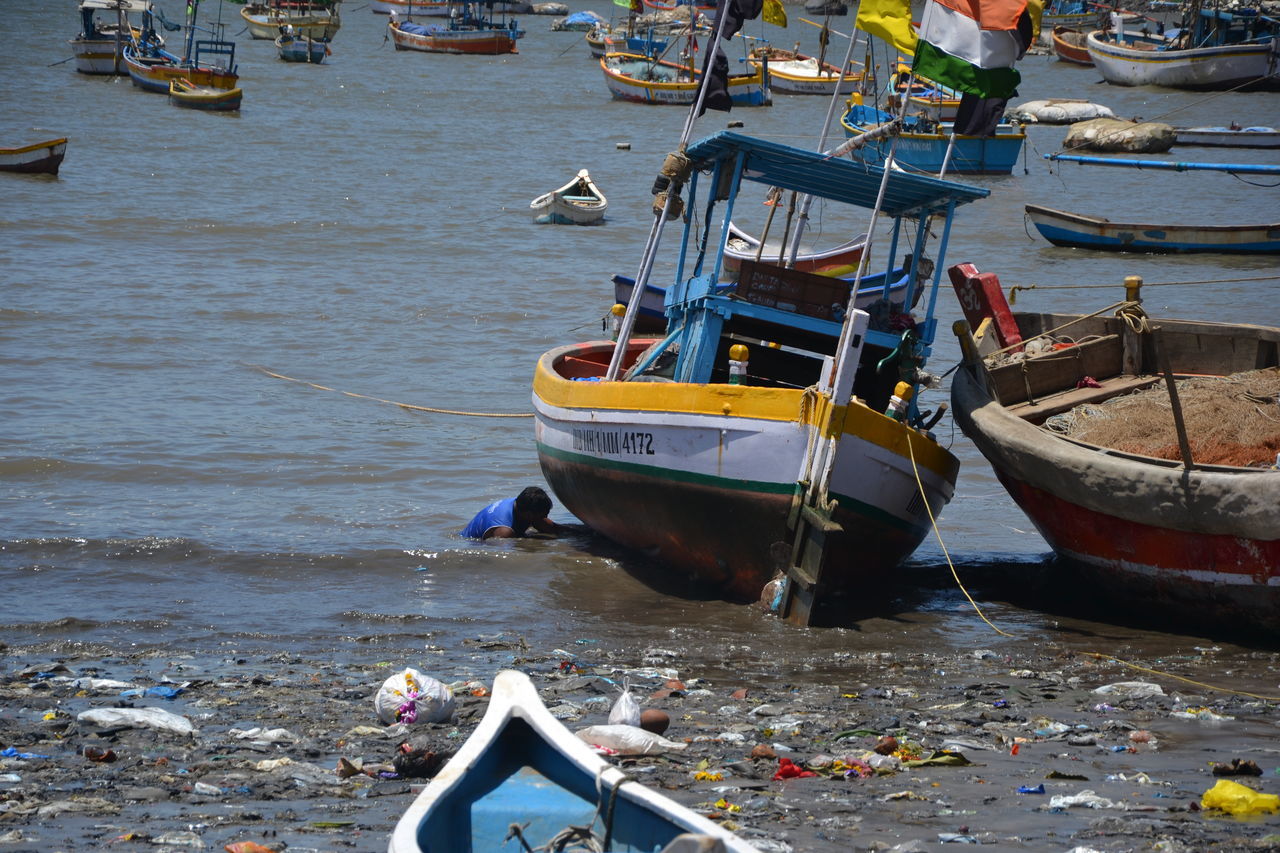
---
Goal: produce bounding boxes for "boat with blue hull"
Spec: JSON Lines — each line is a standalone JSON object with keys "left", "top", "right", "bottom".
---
{"left": 1025, "top": 204, "right": 1280, "bottom": 254}
{"left": 840, "top": 97, "right": 1025, "bottom": 175}
{"left": 388, "top": 670, "right": 762, "bottom": 853}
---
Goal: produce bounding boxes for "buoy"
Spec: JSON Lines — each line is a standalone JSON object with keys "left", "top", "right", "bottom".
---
{"left": 616, "top": 142, "right": 631, "bottom": 150}
{"left": 728, "top": 343, "right": 749, "bottom": 384}
{"left": 728, "top": 120, "right": 744, "bottom": 128}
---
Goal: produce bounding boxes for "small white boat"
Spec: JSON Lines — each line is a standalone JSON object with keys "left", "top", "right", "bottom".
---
{"left": 1173, "top": 125, "right": 1280, "bottom": 149}
{"left": 530, "top": 169, "right": 608, "bottom": 225}
{"left": 0, "top": 138, "right": 69, "bottom": 176}
{"left": 388, "top": 669, "right": 761, "bottom": 852}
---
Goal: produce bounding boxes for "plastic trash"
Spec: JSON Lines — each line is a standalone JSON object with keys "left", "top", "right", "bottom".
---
{"left": 0, "top": 747, "right": 50, "bottom": 760}
{"left": 575, "top": 724, "right": 688, "bottom": 755}
{"left": 1091, "top": 681, "right": 1164, "bottom": 698}
{"left": 1018, "top": 784, "right": 1046, "bottom": 794}
{"left": 374, "top": 668, "right": 454, "bottom": 725}
{"left": 120, "top": 685, "right": 184, "bottom": 700}
{"left": 1201, "top": 779, "right": 1280, "bottom": 815}
{"left": 1047, "top": 789, "right": 1122, "bottom": 810}
{"left": 77, "top": 707, "right": 195, "bottom": 736}
{"left": 608, "top": 680, "right": 641, "bottom": 728}
{"left": 229, "top": 727, "right": 297, "bottom": 743}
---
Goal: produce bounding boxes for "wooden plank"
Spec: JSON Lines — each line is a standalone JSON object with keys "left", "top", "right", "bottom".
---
{"left": 1009, "top": 374, "right": 1161, "bottom": 424}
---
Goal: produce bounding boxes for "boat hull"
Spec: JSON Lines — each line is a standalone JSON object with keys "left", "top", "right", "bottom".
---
{"left": 276, "top": 35, "right": 329, "bottom": 62}
{"left": 747, "top": 50, "right": 866, "bottom": 95}
{"left": 1051, "top": 26, "right": 1093, "bottom": 64}
{"left": 1173, "top": 126, "right": 1280, "bottom": 148}
{"left": 240, "top": 5, "right": 340, "bottom": 40}
{"left": 601, "top": 54, "right": 770, "bottom": 106}
{"left": 123, "top": 45, "right": 239, "bottom": 94}
{"left": 0, "top": 139, "right": 68, "bottom": 175}
{"left": 1026, "top": 204, "right": 1280, "bottom": 254}
{"left": 950, "top": 361, "right": 1280, "bottom": 634}
{"left": 70, "top": 33, "right": 138, "bottom": 74}
{"left": 841, "top": 104, "right": 1025, "bottom": 175}
{"left": 169, "top": 80, "right": 243, "bottom": 111}
{"left": 390, "top": 20, "right": 518, "bottom": 54}
{"left": 1085, "top": 30, "right": 1280, "bottom": 90}
{"left": 533, "top": 340, "right": 958, "bottom": 602}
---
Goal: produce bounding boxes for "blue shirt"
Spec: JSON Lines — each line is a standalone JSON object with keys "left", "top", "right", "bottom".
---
{"left": 461, "top": 497, "right": 517, "bottom": 539}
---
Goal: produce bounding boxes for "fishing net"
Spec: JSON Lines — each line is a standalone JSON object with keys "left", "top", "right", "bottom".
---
{"left": 1043, "top": 367, "right": 1280, "bottom": 468}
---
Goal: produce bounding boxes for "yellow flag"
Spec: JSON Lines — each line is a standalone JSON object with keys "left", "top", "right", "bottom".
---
{"left": 1026, "top": 0, "right": 1045, "bottom": 43}
{"left": 762, "top": 0, "right": 787, "bottom": 27}
{"left": 855, "top": 0, "right": 917, "bottom": 55}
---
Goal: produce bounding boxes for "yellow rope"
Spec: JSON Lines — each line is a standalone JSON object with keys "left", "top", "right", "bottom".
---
{"left": 253, "top": 365, "right": 533, "bottom": 418}
{"left": 1081, "top": 652, "right": 1280, "bottom": 703}
{"left": 904, "top": 431, "right": 1012, "bottom": 637}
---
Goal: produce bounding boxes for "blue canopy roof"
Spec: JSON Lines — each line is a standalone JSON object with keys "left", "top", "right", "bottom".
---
{"left": 685, "top": 131, "right": 990, "bottom": 218}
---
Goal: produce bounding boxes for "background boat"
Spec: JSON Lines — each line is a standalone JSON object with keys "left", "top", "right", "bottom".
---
{"left": 70, "top": 0, "right": 152, "bottom": 75}
{"left": 1051, "top": 25, "right": 1093, "bottom": 64}
{"left": 841, "top": 97, "right": 1026, "bottom": 175}
{"left": 275, "top": 30, "right": 330, "bottom": 62}
{"left": 1025, "top": 203, "right": 1280, "bottom": 254}
{"left": 0, "top": 138, "right": 68, "bottom": 175}
{"left": 1173, "top": 124, "right": 1280, "bottom": 148}
{"left": 746, "top": 44, "right": 868, "bottom": 95}
{"left": 241, "top": 0, "right": 341, "bottom": 40}
{"left": 389, "top": 6, "right": 522, "bottom": 55}
{"left": 168, "top": 77, "right": 244, "bottom": 111}
{"left": 949, "top": 266, "right": 1280, "bottom": 635}
{"left": 530, "top": 168, "right": 608, "bottom": 225}
{"left": 601, "top": 51, "right": 770, "bottom": 106}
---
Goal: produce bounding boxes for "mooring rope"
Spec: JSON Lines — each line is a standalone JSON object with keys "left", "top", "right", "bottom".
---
{"left": 1009, "top": 272, "right": 1279, "bottom": 301}
{"left": 252, "top": 365, "right": 533, "bottom": 418}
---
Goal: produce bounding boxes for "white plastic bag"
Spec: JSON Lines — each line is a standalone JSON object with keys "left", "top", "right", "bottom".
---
{"left": 575, "top": 724, "right": 687, "bottom": 755}
{"left": 77, "top": 707, "right": 195, "bottom": 736}
{"left": 374, "top": 668, "right": 455, "bottom": 725}
{"left": 608, "top": 680, "right": 641, "bottom": 728}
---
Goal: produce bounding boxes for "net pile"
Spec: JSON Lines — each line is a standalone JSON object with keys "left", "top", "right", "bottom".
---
{"left": 1044, "top": 367, "right": 1280, "bottom": 468}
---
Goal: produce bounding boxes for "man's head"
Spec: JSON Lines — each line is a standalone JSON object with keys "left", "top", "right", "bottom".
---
{"left": 513, "top": 486, "right": 553, "bottom": 527}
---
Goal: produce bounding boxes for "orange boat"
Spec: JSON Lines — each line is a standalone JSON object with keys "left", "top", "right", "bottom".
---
{"left": 1051, "top": 25, "right": 1093, "bottom": 65}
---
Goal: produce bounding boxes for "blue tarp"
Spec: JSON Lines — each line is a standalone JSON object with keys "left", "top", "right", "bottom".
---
{"left": 399, "top": 20, "right": 431, "bottom": 35}
{"left": 562, "top": 10, "right": 604, "bottom": 25}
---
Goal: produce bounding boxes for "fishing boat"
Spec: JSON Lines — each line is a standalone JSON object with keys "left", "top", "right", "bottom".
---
{"left": 275, "top": 29, "right": 329, "bottom": 62}
{"left": 1025, "top": 204, "right": 1280, "bottom": 254}
{"left": 1085, "top": 7, "right": 1280, "bottom": 90}
{"left": 240, "top": 0, "right": 341, "bottom": 40}
{"left": 1173, "top": 124, "right": 1280, "bottom": 148}
{"left": 387, "top": 670, "right": 761, "bottom": 853}
{"left": 530, "top": 169, "right": 608, "bottom": 225}
{"left": 168, "top": 76, "right": 243, "bottom": 111}
{"left": 388, "top": 5, "right": 522, "bottom": 55}
{"left": 746, "top": 45, "right": 868, "bottom": 95}
{"left": 611, "top": 274, "right": 668, "bottom": 333}
{"left": 949, "top": 265, "right": 1280, "bottom": 635}
{"left": 1051, "top": 25, "right": 1093, "bottom": 64}
{"left": 586, "top": 24, "right": 668, "bottom": 58}
{"left": 1039, "top": 0, "right": 1095, "bottom": 42}
{"left": 0, "top": 138, "right": 68, "bottom": 176}
{"left": 535, "top": 130, "right": 987, "bottom": 621}
{"left": 601, "top": 52, "right": 770, "bottom": 106}
{"left": 70, "top": 0, "right": 152, "bottom": 75}
{"left": 641, "top": 0, "right": 714, "bottom": 12}
{"left": 122, "top": 4, "right": 239, "bottom": 96}
{"left": 840, "top": 96, "right": 1026, "bottom": 176}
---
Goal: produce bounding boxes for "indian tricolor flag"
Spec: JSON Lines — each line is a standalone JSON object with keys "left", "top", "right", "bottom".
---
{"left": 911, "top": 0, "right": 1033, "bottom": 100}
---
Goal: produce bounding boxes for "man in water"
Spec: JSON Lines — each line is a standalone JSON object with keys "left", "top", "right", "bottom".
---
{"left": 461, "top": 486, "right": 564, "bottom": 540}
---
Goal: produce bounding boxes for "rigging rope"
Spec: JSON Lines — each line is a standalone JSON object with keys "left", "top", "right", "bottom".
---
{"left": 1008, "top": 272, "right": 1280, "bottom": 302}
{"left": 252, "top": 365, "right": 532, "bottom": 418}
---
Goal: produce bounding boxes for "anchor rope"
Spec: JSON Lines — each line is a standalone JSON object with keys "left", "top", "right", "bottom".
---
{"left": 252, "top": 364, "right": 532, "bottom": 417}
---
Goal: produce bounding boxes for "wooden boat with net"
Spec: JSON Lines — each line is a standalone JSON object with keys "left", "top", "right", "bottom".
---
{"left": 949, "top": 264, "right": 1280, "bottom": 635}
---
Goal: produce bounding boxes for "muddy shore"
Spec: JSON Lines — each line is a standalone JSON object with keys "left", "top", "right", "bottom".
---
{"left": 2, "top": 635, "right": 1278, "bottom": 852}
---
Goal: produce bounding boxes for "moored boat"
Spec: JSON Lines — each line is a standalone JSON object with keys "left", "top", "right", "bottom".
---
{"left": 122, "top": 4, "right": 240, "bottom": 96}
{"left": 530, "top": 169, "right": 608, "bottom": 225}
{"left": 389, "top": 6, "right": 522, "bottom": 55}
{"left": 387, "top": 670, "right": 762, "bottom": 853}
{"left": 535, "top": 130, "right": 988, "bottom": 619}
{"left": 370, "top": 0, "right": 452, "bottom": 14}
{"left": 1025, "top": 203, "right": 1280, "bottom": 254}
{"left": 885, "top": 63, "right": 960, "bottom": 121}
{"left": 240, "top": 0, "right": 341, "bottom": 40}
{"left": 0, "top": 138, "right": 69, "bottom": 176}
{"left": 1173, "top": 124, "right": 1280, "bottom": 148}
{"left": 840, "top": 96, "right": 1026, "bottom": 176}
{"left": 275, "top": 29, "right": 330, "bottom": 62}
{"left": 70, "top": 0, "right": 151, "bottom": 75}
{"left": 1051, "top": 25, "right": 1093, "bottom": 64}
{"left": 168, "top": 76, "right": 243, "bottom": 111}
{"left": 1084, "top": 8, "right": 1280, "bottom": 91}
{"left": 746, "top": 45, "right": 868, "bottom": 95}
{"left": 601, "top": 51, "right": 770, "bottom": 106}
{"left": 949, "top": 265, "right": 1280, "bottom": 635}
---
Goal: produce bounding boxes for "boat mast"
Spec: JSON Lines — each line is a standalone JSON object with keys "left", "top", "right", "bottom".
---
{"left": 183, "top": 0, "right": 200, "bottom": 64}
{"left": 604, "top": 0, "right": 738, "bottom": 381}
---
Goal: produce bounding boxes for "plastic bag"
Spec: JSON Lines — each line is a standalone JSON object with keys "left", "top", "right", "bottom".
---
{"left": 374, "top": 668, "right": 455, "bottom": 725}
{"left": 77, "top": 707, "right": 195, "bottom": 736}
{"left": 575, "top": 724, "right": 687, "bottom": 755}
{"left": 1201, "top": 779, "right": 1280, "bottom": 815}
{"left": 608, "top": 680, "right": 641, "bottom": 727}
